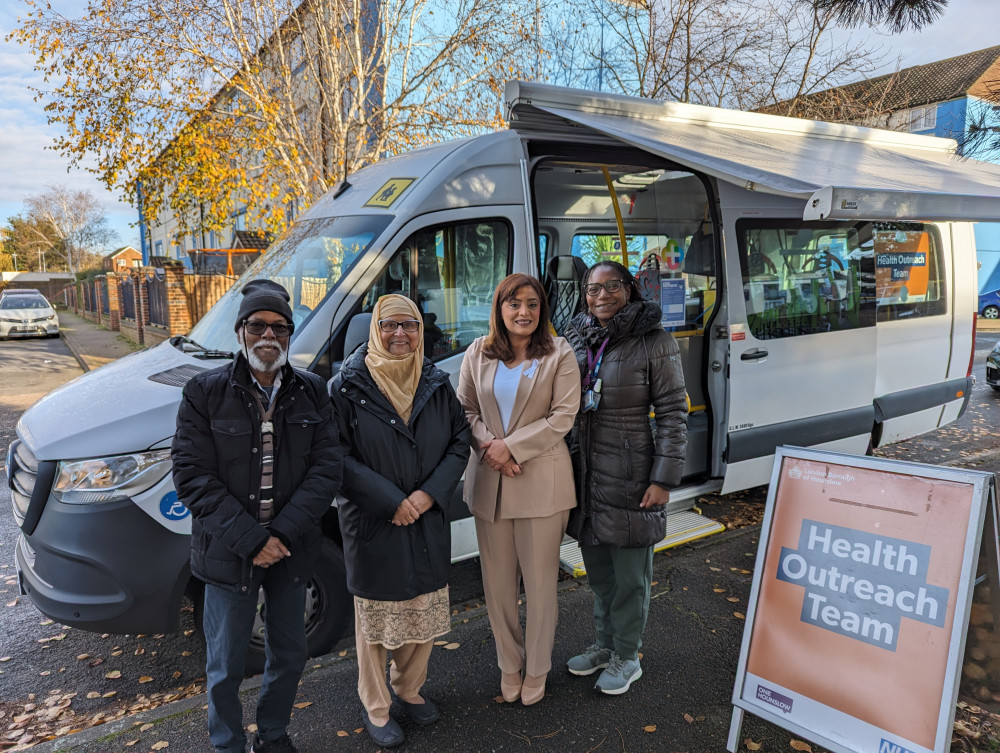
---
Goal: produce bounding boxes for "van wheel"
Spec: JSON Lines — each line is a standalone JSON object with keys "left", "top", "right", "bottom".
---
{"left": 984, "top": 305, "right": 1000, "bottom": 320}
{"left": 244, "top": 538, "right": 351, "bottom": 677}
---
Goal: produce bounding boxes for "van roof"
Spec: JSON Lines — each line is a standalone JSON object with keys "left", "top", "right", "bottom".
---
{"left": 505, "top": 81, "right": 1000, "bottom": 222}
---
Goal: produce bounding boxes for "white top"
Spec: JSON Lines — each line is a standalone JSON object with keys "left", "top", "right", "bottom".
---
{"left": 493, "top": 359, "right": 538, "bottom": 433}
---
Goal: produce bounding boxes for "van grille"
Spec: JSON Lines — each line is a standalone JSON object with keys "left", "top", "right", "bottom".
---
{"left": 8, "top": 436, "right": 57, "bottom": 536}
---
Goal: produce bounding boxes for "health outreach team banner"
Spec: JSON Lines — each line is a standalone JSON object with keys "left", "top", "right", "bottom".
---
{"left": 728, "top": 447, "right": 996, "bottom": 753}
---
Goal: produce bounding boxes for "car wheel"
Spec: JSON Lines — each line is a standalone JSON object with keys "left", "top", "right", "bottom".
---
{"left": 243, "top": 537, "right": 352, "bottom": 676}
{"left": 984, "top": 306, "right": 1000, "bottom": 320}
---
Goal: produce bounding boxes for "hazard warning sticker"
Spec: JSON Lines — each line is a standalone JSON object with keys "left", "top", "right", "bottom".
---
{"left": 365, "top": 179, "right": 416, "bottom": 208}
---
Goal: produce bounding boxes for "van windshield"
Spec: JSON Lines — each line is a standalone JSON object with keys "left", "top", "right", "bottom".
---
{"left": 186, "top": 215, "right": 392, "bottom": 353}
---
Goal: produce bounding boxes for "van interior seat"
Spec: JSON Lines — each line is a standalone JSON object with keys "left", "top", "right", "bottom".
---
{"left": 546, "top": 255, "right": 588, "bottom": 334}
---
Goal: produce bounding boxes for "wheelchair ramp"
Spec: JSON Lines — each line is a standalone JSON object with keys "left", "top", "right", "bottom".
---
{"left": 559, "top": 509, "right": 726, "bottom": 577}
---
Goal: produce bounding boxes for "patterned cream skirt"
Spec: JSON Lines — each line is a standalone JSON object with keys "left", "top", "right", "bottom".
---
{"left": 355, "top": 586, "right": 450, "bottom": 650}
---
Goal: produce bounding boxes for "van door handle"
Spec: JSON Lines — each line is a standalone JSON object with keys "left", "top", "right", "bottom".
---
{"left": 740, "top": 348, "right": 768, "bottom": 361}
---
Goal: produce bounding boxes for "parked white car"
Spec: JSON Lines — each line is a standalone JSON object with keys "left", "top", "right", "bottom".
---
{"left": 0, "top": 294, "right": 59, "bottom": 339}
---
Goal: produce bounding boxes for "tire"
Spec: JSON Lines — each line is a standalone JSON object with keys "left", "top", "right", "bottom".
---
{"left": 984, "top": 305, "right": 1000, "bottom": 320}
{"left": 243, "top": 537, "right": 352, "bottom": 676}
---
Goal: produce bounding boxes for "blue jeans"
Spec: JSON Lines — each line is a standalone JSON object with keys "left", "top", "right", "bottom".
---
{"left": 203, "top": 563, "right": 308, "bottom": 753}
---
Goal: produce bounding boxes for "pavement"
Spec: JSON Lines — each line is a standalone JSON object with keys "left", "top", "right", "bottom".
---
{"left": 26, "top": 311, "right": 998, "bottom": 753}
{"left": 56, "top": 309, "right": 144, "bottom": 372}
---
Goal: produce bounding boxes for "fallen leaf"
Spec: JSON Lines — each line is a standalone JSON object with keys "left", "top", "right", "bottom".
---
{"left": 0, "top": 657, "right": 11, "bottom": 663}
{"left": 105, "top": 670, "right": 122, "bottom": 679}
{"left": 247, "top": 724, "right": 258, "bottom": 733}
{"left": 745, "top": 739, "right": 762, "bottom": 751}
{"left": 111, "top": 650, "right": 123, "bottom": 657}
{"left": 76, "top": 654, "right": 89, "bottom": 660}
{"left": 443, "top": 642, "right": 460, "bottom": 650}
{"left": 293, "top": 702, "right": 312, "bottom": 709}
{"left": 180, "top": 651, "right": 191, "bottom": 657}
{"left": 683, "top": 713, "right": 694, "bottom": 723}
{"left": 713, "top": 588, "right": 726, "bottom": 593}
{"left": 140, "top": 724, "right": 154, "bottom": 732}
{"left": 337, "top": 731, "right": 349, "bottom": 737}
{"left": 790, "top": 741, "right": 812, "bottom": 752}
{"left": 88, "top": 658, "right": 104, "bottom": 667}
{"left": 644, "top": 725, "right": 657, "bottom": 732}
{"left": 492, "top": 695, "right": 505, "bottom": 703}
{"left": 125, "top": 741, "right": 139, "bottom": 747}
{"left": 102, "top": 691, "right": 117, "bottom": 698}
{"left": 726, "top": 597, "right": 740, "bottom": 603}
{"left": 172, "top": 671, "right": 182, "bottom": 679}
{"left": 433, "top": 640, "right": 448, "bottom": 646}
{"left": 151, "top": 742, "right": 169, "bottom": 751}
{"left": 139, "top": 677, "right": 153, "bottom": 684}
{"left": 86, "top": 692, "right": 100, "bottom": 699}
{"left": 734, "top": 612, "right": 746, "bottom": 620}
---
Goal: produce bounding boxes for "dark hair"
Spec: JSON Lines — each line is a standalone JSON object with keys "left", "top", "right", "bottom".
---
{"left": 579, "top": 260, "right": 642, "bottom": 313}
{"left": 482, "top": 274, "right": 554, "bottom": 362}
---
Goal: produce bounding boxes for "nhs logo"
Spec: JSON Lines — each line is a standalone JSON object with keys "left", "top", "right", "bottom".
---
{"left": 880, "top": 740, "right": 915, "bottom": 753}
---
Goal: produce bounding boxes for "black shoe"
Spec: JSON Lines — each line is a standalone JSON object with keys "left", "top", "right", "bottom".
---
{"left": 399, "top": 697, "right": 440, "bottom": 726}
{"left": 362, "top": 712, "right": 404, "bottom": 748}
{"left": 250, "top": 732, "right": 299, "bottom": 753}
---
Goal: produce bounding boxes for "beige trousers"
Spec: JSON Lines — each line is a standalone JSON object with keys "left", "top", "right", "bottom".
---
{"left": 355, "top": 609, "right": 434, "bottom": 718}
{"left": 475, "top": 510, "right": 569, "bottom": 678}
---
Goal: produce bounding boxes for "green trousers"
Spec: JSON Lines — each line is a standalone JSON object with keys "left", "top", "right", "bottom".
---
{"left": 580, "top": 544, "right": 654, "bottom": 661}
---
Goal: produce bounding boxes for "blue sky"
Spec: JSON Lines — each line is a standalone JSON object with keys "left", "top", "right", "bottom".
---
{"left": 2, "top": 0, "right": 1000, "bottom": 255}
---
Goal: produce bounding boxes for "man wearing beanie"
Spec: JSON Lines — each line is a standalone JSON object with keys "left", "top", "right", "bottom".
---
{"left": 172, "top": 279, "right": 342, "bottom": 753}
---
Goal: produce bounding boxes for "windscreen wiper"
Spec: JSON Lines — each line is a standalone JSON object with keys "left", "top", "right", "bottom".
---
{"left": 170, "top": 335, "right": 233, "bottom": 360}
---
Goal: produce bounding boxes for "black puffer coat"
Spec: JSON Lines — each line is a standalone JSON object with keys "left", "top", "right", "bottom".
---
{"left": 329, "top": 346, "right": 471, "bottom": 601}
{"left": 565, "top": 300, "right": 687, "bottom": 548}
{"left": 172, "top": 355, "right": 343, "bottom": 593}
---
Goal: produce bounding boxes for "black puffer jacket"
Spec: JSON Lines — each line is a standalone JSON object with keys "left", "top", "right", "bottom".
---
{"left": 329, "top": 346, "right": 471, "bottom": 601}
{"left": 565, "top": 300, "right": 687, "bottom": 547}
{"left": 172, "top": 355, "right": 343, "bottom": 593}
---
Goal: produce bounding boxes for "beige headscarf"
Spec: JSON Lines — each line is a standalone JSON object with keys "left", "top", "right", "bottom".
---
{"left": 365, "top": 294, "right": 425, "bottom": 423}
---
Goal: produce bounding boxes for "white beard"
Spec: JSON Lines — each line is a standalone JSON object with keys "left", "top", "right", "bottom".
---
{"left": 239, "top": 334, "right": 288, "bottom": 373}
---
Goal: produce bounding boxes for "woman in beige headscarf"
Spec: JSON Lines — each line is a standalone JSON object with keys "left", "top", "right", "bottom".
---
{"left": 329, "top": 295, "right": 470, "bottom": 748}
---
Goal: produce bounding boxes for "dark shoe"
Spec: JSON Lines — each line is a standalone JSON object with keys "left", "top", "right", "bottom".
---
{"left": 250, "top": 732, "right": 299, "bottom": 753}
{"left": 399, "top": 697, "right": 440, "bottom": 725}
{"left": 362, "top": 712, "right": 405, "bottom": 747}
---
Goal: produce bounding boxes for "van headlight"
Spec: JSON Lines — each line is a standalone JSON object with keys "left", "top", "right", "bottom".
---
{"left": 53, "top": 450, "right": 172, "bottom": 504}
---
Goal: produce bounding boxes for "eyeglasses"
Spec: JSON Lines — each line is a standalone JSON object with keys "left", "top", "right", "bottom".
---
{"left": 243, "top": 320, "right": 294, "bottom": 337}
{"left": 378, "top": 319, "right": 421, "bottom": 333}
{"left": 584, "top": 280, "right": 626, "bottom": 296}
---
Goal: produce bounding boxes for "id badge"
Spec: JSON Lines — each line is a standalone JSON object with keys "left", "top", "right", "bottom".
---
{"left": 582, "top": 389, "right": 602, "bottom": 412}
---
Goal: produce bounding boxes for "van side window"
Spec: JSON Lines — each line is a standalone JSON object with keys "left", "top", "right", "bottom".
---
{"left": 361, "top": 220, "right": 512, "bottom": 359}
{"left": 873, "top": 223, "right": 946, "bottom": 321}
{"left": 737, "top": 220, "right": 877, "bottom": 339}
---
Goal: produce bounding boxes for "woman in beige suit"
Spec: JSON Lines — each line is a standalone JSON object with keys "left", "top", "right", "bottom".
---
{"left": 458, "top": 273, "right": 581, "bottom": 706}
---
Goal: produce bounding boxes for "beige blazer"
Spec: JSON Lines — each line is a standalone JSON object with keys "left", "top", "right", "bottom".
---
{"left": 458, "top": 336, "right": 581, "bottom": 521}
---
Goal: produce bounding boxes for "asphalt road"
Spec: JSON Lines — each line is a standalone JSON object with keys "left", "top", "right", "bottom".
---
{"left": 3, "top": 331, "right": 1000, "bottom": 751}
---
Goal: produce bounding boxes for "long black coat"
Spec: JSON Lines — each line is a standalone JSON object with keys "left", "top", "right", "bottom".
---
{"left": 565, "top": 300, "right": 687, "bottom": 548}
{"left": 329, "top": 347, "right": 471, "bottom": 601}
{"left": 172, "top": 355, "right": 343, "bottom": 593}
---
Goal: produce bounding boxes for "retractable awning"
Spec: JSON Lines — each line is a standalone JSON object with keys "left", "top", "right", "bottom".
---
{"left": 505, "top": 81, "right": 1000, "bottom": 223}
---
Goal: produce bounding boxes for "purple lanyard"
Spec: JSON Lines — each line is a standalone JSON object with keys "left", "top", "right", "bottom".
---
{"left": 583, "top": 337, "right": 609, "bottom": 390}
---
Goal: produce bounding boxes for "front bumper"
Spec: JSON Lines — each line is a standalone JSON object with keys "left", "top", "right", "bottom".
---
{"left": 0, "top": 320, "right": 59, "bottom": 338}
{"left": 15, "top": 494, "right": 191, "bottom": 633}
{"left": 987, "top": 357, "right": 1000, "bottom": 388}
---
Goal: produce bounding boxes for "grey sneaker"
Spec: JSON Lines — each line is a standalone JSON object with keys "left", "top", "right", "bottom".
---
{"left": 567, "top": 643, "right": 613, "bottom": 676}
{"left": 594, "top": 652, "right": 642, "bottom": 695}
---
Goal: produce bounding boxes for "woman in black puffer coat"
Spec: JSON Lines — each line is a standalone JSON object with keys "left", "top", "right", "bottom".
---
{"left": 563, "top": 261, "right": 687, "bottom": 696}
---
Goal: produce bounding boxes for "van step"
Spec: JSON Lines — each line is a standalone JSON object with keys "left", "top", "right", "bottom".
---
{"left": 559, "top": 510, "right": 726, "bottom": 577}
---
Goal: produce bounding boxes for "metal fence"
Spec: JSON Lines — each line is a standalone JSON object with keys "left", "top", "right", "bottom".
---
{"left": 121, "top": 276, "right": 136, "bottom": 320}
{"left": 85, "top": 279, "right": 97, "bottom": 312}
{"left": 99, "top": 277, "right": 109, "bottom": 315}
{"left": 145, "top": 270, "right": 169, "bottom": 327}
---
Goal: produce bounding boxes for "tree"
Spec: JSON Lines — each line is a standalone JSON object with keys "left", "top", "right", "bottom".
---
{"left": 811, "top": 0, "right": 947, "bottom": 33}
{"left": 10, "top": 0, "right": 539, "bottom": 240}
{"left": 8, "top": 186, "right": 119, "bottom": 275}
{"left": 557, "top": 0, "right": 883, "bottom": 112}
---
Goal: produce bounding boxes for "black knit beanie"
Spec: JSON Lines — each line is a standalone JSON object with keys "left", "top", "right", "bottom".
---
{"left": 234, "top": 279, "right": 294, "bottom": 332}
